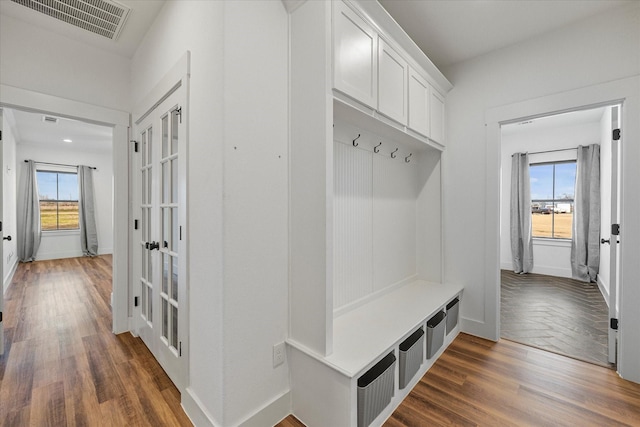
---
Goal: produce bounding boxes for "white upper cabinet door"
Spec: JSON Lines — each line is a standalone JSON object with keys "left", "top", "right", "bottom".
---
{"left": 378, "top": 38, "right": 408, "bottom": 125}
{"left": 408, "top": 67, "right": 430, "bottom": 137}
{"left": 333, "top": 1, "right": 378, "bottom": 108}
{"left": 429, "top": 86, "right": 445, "bottom": 144}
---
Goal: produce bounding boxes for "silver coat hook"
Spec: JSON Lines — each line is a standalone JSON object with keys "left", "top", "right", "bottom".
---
{"left": 405, "top": 153, "right": 412, "bottom": 163}
{"left": 391, "top": 148, "right": 398, "bottom": 158}
{"left": 353, "top": 134, "right": 361, "bottom": 147}
{"left": 374, "top": 142, "right": 382, "bottom": 153}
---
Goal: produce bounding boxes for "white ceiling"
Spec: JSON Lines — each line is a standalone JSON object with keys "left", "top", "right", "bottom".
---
{"left": 0, "top": 0, "right": 166, "bottom": 58}
{"left": 501, "top": 106, "right": 606, "bottom": 136}
{"left": 6, "top": 108, "right": 113, "bottom": 152}
{"left": 379, "top": 0, "right": 635, "bottom": 70}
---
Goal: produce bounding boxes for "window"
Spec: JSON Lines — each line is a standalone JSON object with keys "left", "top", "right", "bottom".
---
{"left": 37, "top": 170, "right": 79, "bottom": 231}
{"left": 530, "top": 161, "right": 576, "bottom": 239}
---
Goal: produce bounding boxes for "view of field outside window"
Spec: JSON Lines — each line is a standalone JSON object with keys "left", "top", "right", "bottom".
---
{"left": 37, "top": 171, "right": 79, "bottom": 231}
{"left": 530, "top": 161, "right": 576, "bottom": 239}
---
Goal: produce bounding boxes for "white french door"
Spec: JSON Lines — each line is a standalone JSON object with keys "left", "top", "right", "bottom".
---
{"left": 0, "top": 108, "right": 4, "bottom": 355}
{"left": 134, "top": 87, "right": 187, "bottom": 390}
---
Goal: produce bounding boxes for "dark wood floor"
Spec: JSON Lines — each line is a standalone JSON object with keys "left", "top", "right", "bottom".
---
{"left": 0, "top": 256, "right": 192, "bottom": 427}
{"left": 280, "top": 334, "right": 640, "bottom": 426}
{"left": 501, "top": 270, "right": 610, "bottom": 366}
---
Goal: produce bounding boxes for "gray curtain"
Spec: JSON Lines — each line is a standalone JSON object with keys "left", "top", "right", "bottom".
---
{"left": 18, "top": 160, "right": 41, "bottom": 262}
{"left": 79, "top": 166, "right": 99, "bottom": 256}
{"left": 571, "top": 144, "right": 600, "bottom": 282}
{"left": 510, "top": 153, "right": 533, "bottom": 273}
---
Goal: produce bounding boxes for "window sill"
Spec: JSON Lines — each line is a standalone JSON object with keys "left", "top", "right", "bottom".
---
{"left": 42, "top": 229, "right": 80, "bottom": 237}
{"left": 532, "top": 237, "right": 571, "bottom": 248}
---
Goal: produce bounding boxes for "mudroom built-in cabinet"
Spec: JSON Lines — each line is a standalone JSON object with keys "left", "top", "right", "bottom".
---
{"left": 288, "top": 1, "right": 461, "bottom": 426}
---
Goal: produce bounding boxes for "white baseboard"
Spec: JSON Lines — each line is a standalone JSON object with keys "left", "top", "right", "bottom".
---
{"left": 460, "top": 317, "right": 498, "bottom": 341}
{"left": 596, "top": 275, "right": 610, "bottom": 308}
{"left": 239, "top": 391, "right": 291, "bottom": 427}
{"left": 500, "top": 262, "right": 572, "bottom": 279}
{"left": 3, "top": 258, "right": 19, "bottom": 294}
{"left": 182, "top": 387, "right": 220, "bottom": 427}
{"left": 35, "top": 247, "right": 113, "bottom": 261}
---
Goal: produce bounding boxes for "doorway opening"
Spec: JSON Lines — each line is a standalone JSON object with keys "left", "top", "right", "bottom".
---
{"left": 499, "top": 105, "right": 621, "bottom": 367}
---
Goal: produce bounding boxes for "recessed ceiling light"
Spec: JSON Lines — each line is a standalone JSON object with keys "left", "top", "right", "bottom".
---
{"left": 63, "top": 139, "right": 73, "bottom": 143}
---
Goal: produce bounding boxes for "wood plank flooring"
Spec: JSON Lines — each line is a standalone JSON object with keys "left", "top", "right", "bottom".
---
{"left": 500, "top": 270, "right": 610, "bottom": 366}
{"left": 0, "top": 256, "right": 192, "bottom": 427}
{"left": 278, "top": 333, "right": 640, "bottom": 426}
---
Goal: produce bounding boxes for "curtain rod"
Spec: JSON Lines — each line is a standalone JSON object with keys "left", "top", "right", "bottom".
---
{"left": 24, "top": 160, "right": 97, "bottom": 170}
{"left": 526, "top": 147, "right": 578, "bottom": 156}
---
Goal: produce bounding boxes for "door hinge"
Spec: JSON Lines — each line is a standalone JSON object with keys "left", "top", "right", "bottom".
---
{"left": 0, "top": 311, "right": 3, "bottom": 322}
{"left": 131, "top": 140, "right": 139, "bottom": 152}
{"left": 610, "top": 318, "right": 619, "bottom": 330}
{"left": 174, "top": 107, "right": 182, "bottom": 124}
{"left": 613, "top": 128, "right": 621, "bottom": 141}
{"left": 0, "top": 221, "right": 2, "bottom": 232}
{"left": 179, "top": 226, "right": 182, "bottom": 241}
{"left": 612, "top": 224, "right": 620, "bottom": 236}
{"left": 134, "top": 219, "right": 139, "bottom": 230}
{"left": 134, "top": 296, "right": 139, "bottom": 307}
{"left": 179, "top": 341, "right": 182, "bottom": 357}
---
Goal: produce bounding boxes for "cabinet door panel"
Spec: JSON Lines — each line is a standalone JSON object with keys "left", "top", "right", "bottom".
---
{"left": 378, "top": 39, "right": 408, "bottom": 125}
{"left": 333, "top": 1, "right": 377, "bottom": 108}
{"left": 429, "top": 87, "right": 445, "bottom": 144}
{"left": 408, "top": 68, "right": 429, "bottom": 137}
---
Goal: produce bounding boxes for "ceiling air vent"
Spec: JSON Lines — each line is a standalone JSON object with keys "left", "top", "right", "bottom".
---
{"left": 42, "top": 115, "right": 59, "bottom": 124}
{"left": 11, "top": 0, "right": 131, "bottom": 40}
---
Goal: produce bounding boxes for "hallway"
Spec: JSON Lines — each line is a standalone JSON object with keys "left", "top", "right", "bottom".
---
{"left": 0, "top": 256, "right": 191, "bottom": 426}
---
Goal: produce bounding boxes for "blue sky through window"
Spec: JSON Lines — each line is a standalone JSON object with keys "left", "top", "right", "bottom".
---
{"left": 37, "top": 171, "right": 78, "bottom": 201}
{"left": 530, "top": 162, "right": 576, "bottom": 201}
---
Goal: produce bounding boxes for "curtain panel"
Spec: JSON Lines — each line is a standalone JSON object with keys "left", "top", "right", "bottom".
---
{"left": 79, "top": 166, "right": 99, "bottom": 256}
{"left": 510, "top": 153, "right": 533, "bottom": 274}
{"left": 18, "top": 160, "right": 41, "bottom": 262}
{"left": 571, "top": 144, "right": 600, "bottom": 282}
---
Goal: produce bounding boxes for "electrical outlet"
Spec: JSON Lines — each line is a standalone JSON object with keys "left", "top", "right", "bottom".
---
{"left": 273, "top": 342, "right": 285, "bottom": 367}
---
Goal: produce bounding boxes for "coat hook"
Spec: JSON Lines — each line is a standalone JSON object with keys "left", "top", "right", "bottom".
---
{"left": 353, "top": 134, "right": 361, "bottom": 147}
{"left": 374, "top": 142, "right": 382, "bottom": 153}
{"left": 405, "top": 153, "right": 412, "bottom": 163}
{"left": 391, "top": 148, "right": 398, "bottom": 158}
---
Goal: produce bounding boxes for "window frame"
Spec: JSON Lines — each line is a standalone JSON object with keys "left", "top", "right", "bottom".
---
{"left": 37, "top": 169, "right": 80, "bottom": 232}
{"left": 530, "top": 159, "right": 576, "bottom": 240}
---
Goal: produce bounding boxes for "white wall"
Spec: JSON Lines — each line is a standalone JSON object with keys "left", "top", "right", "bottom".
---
{"left": 500, "top": 120, "right": 600, "bottom": 278}
{"left": 0, "top": 14, "right": 130, "bottom": 111}
{"left": 16, "top": 138, "right": 113, "bottom": 260}
{"left": 2, "top": 111, "right": 18, "bottom": 292}
{"left": 132, "top": 1, "right": 289, "bottom": 426}
{"left": 442, "top": 2, "right": 639, "bottom": 334}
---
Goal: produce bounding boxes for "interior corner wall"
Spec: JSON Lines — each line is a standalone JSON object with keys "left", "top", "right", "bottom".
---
{"left": 500, "top": 121, "right": 600, "bottom": 279}
{"left": 442, "top": 3, "right": 640, "bottom": 336}
{"left": 0, "top": 14, "right": 130, "bottom": 112}
{"left": 131, "top": 2, "right": 290, "bottom": 426}
{"left": 131, "top": 1, "right": 226, "bottom": 424}
{"left": 2, "top": 113, "right": 18, "bottom": 292}
{"left": 16, "top": 140, "right": 114, "bottom": 260}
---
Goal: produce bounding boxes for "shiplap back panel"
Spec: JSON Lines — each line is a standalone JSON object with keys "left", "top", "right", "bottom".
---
{"left": 373, "top": 154, "right": 418, "bottom": 291}
{"left": 333, "top": 134, "right": 420, "bottom": 310}
{"left": 334, "top": 141, "right": 373, "bottom": 308}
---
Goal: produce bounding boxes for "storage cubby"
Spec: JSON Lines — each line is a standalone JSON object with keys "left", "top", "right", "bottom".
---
{"left": 357, "top": 352, "right": 396, "bottom": 427}
{"left": 399, "top": 328, "right": 424, "bottom": 390}
{"left": 446, "top": 297, "right": 460, "bottom": 334}
{"left": 287, "top": 1, "right": 459, "bottom": 426}
{"left": 426, "top": 310, "right": 446, "bottom": 359}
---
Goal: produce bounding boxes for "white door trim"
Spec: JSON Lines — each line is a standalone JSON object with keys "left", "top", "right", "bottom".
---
{"left": 484, "top": 75, "right": 640, "bottom": 383}
{"left": 0, "top": 84, "right": 130, "bottom": 334}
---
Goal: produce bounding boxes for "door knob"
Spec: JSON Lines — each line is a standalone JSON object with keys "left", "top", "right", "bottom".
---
{"left": 2, "top": 236, "right": 11, "bottom": 241}
{"left": 149, "top": 241, "right": 160, "bottom": 251}
{"left": 601, "top": 238, "right": 610, "bottom": 244}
